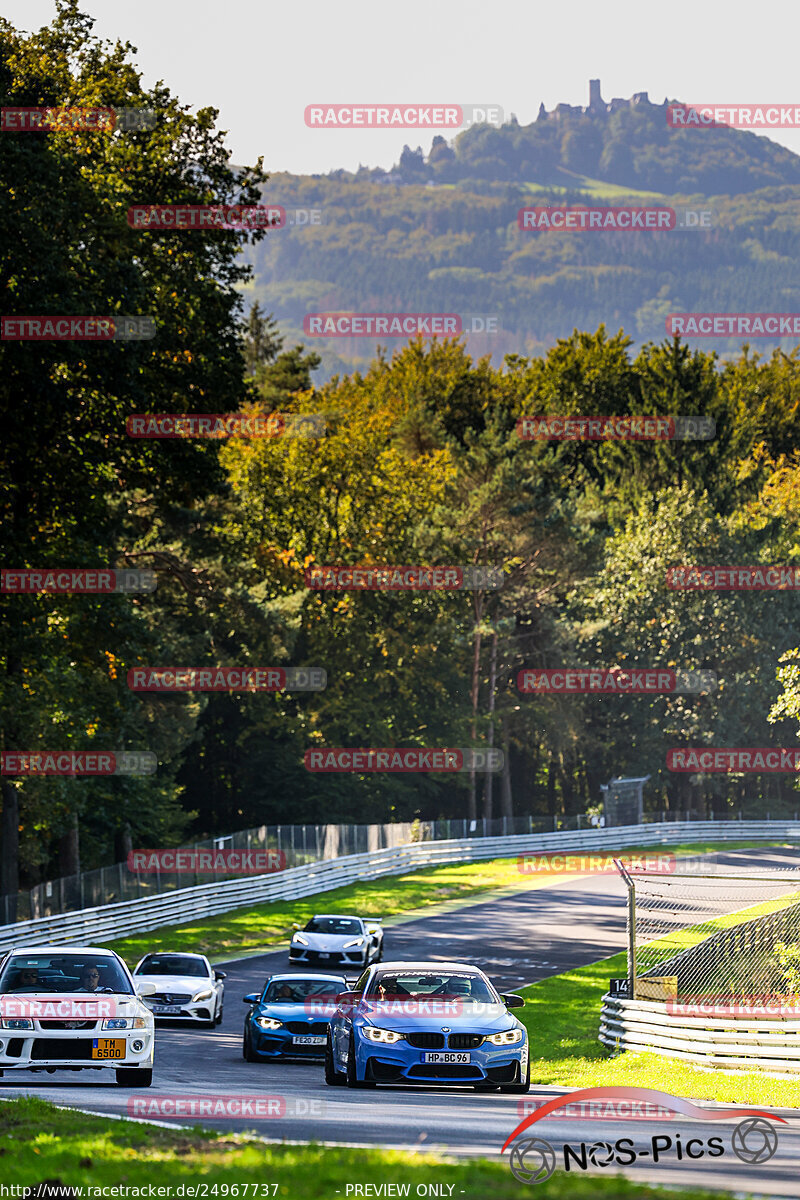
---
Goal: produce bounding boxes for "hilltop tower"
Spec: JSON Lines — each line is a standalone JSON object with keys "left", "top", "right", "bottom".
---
{"left": 589, "top": 79, "right": 604, "bottom": 110}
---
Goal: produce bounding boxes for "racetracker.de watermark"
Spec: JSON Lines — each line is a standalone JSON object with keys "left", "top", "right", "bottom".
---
{"left": 517, "top": 1098, "right": 677, "bottom": 1120}
{"left": 126, "top": 413, "right": 325, "bottom": 438}
{"left": 517, "top": 415, "right": 715, "bottom": 441}
{"left": 128, "top": 205, "right": 286, "bottom": 230}
{"left": 518, "top": 206, "right": 712, "bottom": 231}
{"left": 668, "top": 995, "right": 800, "bottom": 1019}
{"left": 668, "top": 103, "right": 800, "bottom": 128}
{"left": 126, "top": 1095, "right": 324, "bottom": 1119}
{"left": 305, "top": 565, "right": 503, "bottom": 590}
{"left": 517, "top": 669, "right": 716, "bottom": 694}
{"left": 304, "top": 103, "right": 502, "bottom": 129}
{"left": 1, "top": 751, "right": 156, "bottom": 776}
{"left": 667, "top": 313, "right": 800, "bottom": 337}
{"left": 0, "top": 996, "right": 121, "bottom": 1020}
{"left": 304, "top": 748, "right": 503, "bottom": 772}
{"left": 667, "top": 566, "right": 800, "bottom": 590}
{"left": 2, "top": 316, "right": 155, "bottom": 341}
{"left": 302, "top": 313, "right": 499, "bottom": 337}
{"left": 127, "top": 667, "right": 326, "bottom": 691}
{"left": 1, "top": 106, "right": 156, "bottom": 132}
{"left": 667, "top": 748, "right": 800, "bottom": 772}
{"left": 1, "top": 569, "right": 156, "bottom": 594}
{"left": 518, "top": 853, "right": 676, "bottom": 875}
{"left": 128, "top": 849, "right": 286, "bottom": 874}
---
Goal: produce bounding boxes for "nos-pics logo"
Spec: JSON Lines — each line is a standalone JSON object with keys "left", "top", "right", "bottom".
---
{"left": 503, "top": 1087, "right": 783, "bottom": 1184}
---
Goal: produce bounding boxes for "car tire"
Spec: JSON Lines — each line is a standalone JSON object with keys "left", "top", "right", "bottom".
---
{"left": 215, "top": 1002, "right": 223, "bottom": 1026}
{"left": 115, "top": 1067, "right": 152, "bottom": 1088}
{"left": 345, "top": 1033, "right": 375, "bottom": 1088}
{"left": 500, "top": 1058, "right": 531, "bottom": 1094}
{"left": 243, "top": 1028, "right": 259, "bottom": 1062}
{"left": 324, "top": 1032, "right": 346, "bottom": 1086}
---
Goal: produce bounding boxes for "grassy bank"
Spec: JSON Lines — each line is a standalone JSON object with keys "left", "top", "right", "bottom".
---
{"left": 0, "top": 1096, "right": 747, "bottom": 1197}
{"left": 517, "top": 949, "right": 800, "bottom": 1108}
{"left": 106, "top": 840, "right": 786, "bottom": 965}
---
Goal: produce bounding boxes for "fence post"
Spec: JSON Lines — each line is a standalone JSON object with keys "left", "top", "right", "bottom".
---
{"left": 614, "top": 858, "right": 636, "bottom": 1001}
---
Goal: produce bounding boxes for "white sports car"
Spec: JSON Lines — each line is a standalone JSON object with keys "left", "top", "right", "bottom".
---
{"left": 0, "top": 945, "right": 155, "bottom": 1086}
{"left": 289, "top": 914, "right": 383, "bottom": 969}
{"left": 132, "top": 952, "right": 226, "bottom": 1026}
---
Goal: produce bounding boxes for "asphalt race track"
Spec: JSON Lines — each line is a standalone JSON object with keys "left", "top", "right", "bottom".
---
{"left": 2, "top": 847, "right": 799, "bottom": 1195}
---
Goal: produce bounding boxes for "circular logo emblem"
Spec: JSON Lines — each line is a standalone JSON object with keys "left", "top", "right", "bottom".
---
{"left": 731, "top": 1118, "right": 778, "bottom": 1165}
{"left": 508, "top": 1137, "right": 557, "bottom": 1185}
{"left": 587, "top": 1140, "right": 615, "bottom": 1167}
{"left": 441, "top": 1027, "right": 451, "bottom": 1033}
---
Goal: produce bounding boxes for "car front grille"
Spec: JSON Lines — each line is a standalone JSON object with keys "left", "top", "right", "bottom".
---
{"left": 284, "top": 1021, "right": 329, "bottom": 1035}
{"left": 406, "top": 1032, "right": 445, "bottom": 1049}
{"left": 305, "top": 952, "right": 344, "bottom": 964}
{"left": 407, "top": 1063, "right": 481, "bottom": 1079}
{"left": 38, "top": 1020, "right": 98, "bottom": 1031}
{"left": 149, "top": 993, "right": 191, "bottom": 1004}
{"left": 31, "top": 1038, "right": 95, "bottom": 1060}
{"left": 448, "top": 1033, "right": 484, "bottom": 1049}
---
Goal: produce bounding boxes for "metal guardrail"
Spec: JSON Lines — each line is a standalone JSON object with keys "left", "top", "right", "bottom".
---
{"left": 599, "top": 994, "right": 800, "bottom": 1075}
{"left": 0, "top": 819, "right": 797, "bottom": 953}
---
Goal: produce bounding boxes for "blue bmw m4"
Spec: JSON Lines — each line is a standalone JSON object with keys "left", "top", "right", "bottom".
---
{"left": 242, "top": 973, "right": 347, "bottom": 1061}
{"left": 325, "top": 961, "right": 530, "bottom": 1091}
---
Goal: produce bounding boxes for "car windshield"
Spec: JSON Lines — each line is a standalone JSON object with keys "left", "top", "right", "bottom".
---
{"left": 365, "top": 972, "right": 498, "bottom": 1003}
{"left": 135, "top": 955, "right": 209, "bottom": 978}
{"left": 305, "top": 917, "right": 361, "bottom": 936}
{"left": 263, "top": 978, "right": 345, "bottom": 1004}
{"left": 0, "top": 954, "right": 134, "bottom": 995}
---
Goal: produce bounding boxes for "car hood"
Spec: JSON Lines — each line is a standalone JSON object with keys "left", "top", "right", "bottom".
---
{"left": 294, "top": 933, "right": 362, "bottom": 950}
{"left": 355, "top": 1000, "right": 519, "bottom": 1032}
{"left": 134, "top": 974, "right": 214, "bottom": 992}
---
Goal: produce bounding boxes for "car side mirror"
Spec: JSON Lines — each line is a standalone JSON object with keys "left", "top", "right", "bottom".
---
{"left": 136, "top": 981, "right": 157, "bottom": 997}
{"left": 242, "top": 992, "right": 260, "bottom": 1004}
{"left": 214, "top": 971, "right": 227, "bottom": 981}
{"left": 336, "top": 990, "right": 362, "bottom": 1005}
{"left": 292, "top": 923, "right": 301, "bottom": 930}
{"left": 501, "top": 993, "right": 524, "bottom": 1008}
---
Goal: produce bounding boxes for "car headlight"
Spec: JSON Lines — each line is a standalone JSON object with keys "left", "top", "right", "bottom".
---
{"left": 102, "top": 1017, "right": 148, "bottom": 1030}
{"left": 292, "top": 933, "right": 309, "bottom": 946}
{"left": 343, "top": 938, "right": 365, "bottom": 948}
{"left": 255, "top": 1017, "right": 284, "bottom": 1030}
{"left": 192, "top": 989, "right": 214, "bottom": 1002}
{"left": 362, "top": 1026, "right": 405, "bottom": 1043}
{"left": 486, "top": 1028, "right": 524, "bottom": 1045}
{"left": 1, "top": 1018, "right": 33, "bottom": 1030}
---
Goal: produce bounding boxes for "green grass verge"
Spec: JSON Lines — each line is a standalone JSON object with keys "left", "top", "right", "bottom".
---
{"left": 517, "top": 949, "right": 800, "bottom": 1108}
{"left": 105, "top": 841, "right": 786, "bottom": 966}
{"left": 0, "top": 1096, "right": 746, "bottom": 1197}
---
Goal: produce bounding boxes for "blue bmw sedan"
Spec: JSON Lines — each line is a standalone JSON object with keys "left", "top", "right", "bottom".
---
{"left": 325, "top": 961, "right": 530, "bottom": 1091}
{"left": 242, "top": 973, "right": 347, "bottom": 1061}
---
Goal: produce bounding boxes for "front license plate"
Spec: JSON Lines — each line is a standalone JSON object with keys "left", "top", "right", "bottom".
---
{"left": 317, "top": 952, "right": 330, "bottom": 959}
{"left": 92, "top": 1038, "right": 125, "bottom": 1060}
{"left": 421, "top": 1051, "right": 471, "bottom": 1064}
{"left": 152, "top": 1005, "right": 182, "bottom": 1014}
{"left": 292, "top": 1035, "right": 326, "bottom": 1045}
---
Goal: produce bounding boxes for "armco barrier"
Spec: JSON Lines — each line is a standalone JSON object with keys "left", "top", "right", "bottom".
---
{"left": 599, "top": 994, "right": 800, "bottom": 1075}
{"left": 0, "top": 820, "right": 796, "bottom": 952}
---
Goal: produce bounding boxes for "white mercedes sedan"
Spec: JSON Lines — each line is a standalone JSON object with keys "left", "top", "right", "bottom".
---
{"left": 132, "top": 951, "right": 226, "bottom": 1026}
{"left": 0, "top": 945, "right": 155, "bottom": 1086}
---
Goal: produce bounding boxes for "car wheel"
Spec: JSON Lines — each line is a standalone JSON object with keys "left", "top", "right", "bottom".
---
{"left": 324, "top": 1032, "right": 346, "bottom": 1086}
{"left": 215, "top": 1004, "right": 223, "bottom": 1026}
{"left": 243, "top": 1028, "right": 259, "bottom": 1062}
{"left": 345, "top": 1032, "right": 375, "bottom": 1088}
{"left": 499, "top": 1058, "right": 531, "bottom": 1094}
{"left": 115, "top": 1067, "right": 152, "bottom": 1088}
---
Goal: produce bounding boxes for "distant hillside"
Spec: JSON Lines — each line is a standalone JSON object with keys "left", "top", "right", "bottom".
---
{"left": 354, "top": 82, "right": 800, "bottom": 196}
{"left": 246, "top": 85, "right": 800, "bottom": 381}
